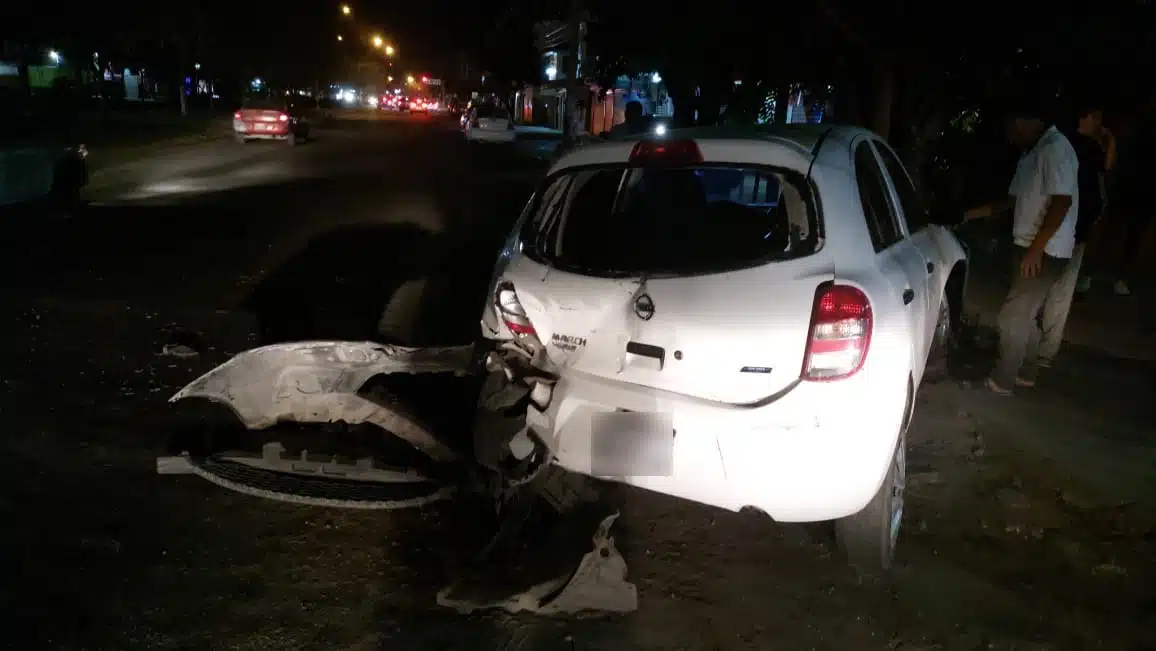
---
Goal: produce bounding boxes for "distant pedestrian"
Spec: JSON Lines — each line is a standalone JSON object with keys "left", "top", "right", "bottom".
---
{"left": 964, "top": 91, "right": 1080, "bottom": 394}
{"left": 609, "top": 100, "right": 646, "bottom": 136}
{"left": 1100, "top": 99, "right": 1156, "bottom": 296}
{"left": 1035, "top": 101, "right": 1107, "bottom": 366}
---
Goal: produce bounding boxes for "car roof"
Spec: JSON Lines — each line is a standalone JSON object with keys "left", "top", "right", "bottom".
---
{"left": 552, "top": 123, "right": 875, "bottom": 173}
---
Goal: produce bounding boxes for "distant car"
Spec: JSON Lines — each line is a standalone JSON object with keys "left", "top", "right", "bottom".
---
{"left": 409, "top": 98, "right": 429, "bottom": 113}
{"left": 463, "top": 105, "right": 515, "bottom": 143}
{"left": 477, "top": 125, "right": 969, "bottom": 573}
{"left": 233, "top": 98, "right": 310, "bottom": 145}
{"left": 0, "top": 112, "right": 87, "bottom": 212}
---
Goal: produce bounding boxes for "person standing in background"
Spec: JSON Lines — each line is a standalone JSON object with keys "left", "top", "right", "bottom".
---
{"left": 964, "top": 93, "right": 1080, "bottom": 394}
{"left": 1036, "top": 103, "right": 1107, "bottom": 366}
{"left": 1102, "top": 100, "right": 1155, "bottom": 295}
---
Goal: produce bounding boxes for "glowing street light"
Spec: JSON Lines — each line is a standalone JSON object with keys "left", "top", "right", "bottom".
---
{"left": 48, "top": 50, "right": 60, "bottom": 64}
{"left": 406, "top": 75, "right": 415, "bottom": 84}
{"left": 387, "top": 75, "right": 394, "bottom": 82}
{"left": 340, "top": 4, "right": 351, "bottom": 15}
{"left": 384, "top": 45, "right": 394, "bottom": 56}
{"left": 336, "top": 34, "right": 343, "bottom": 41}
{"left": 372, "top": 35, "right": 384, "bottom": 48}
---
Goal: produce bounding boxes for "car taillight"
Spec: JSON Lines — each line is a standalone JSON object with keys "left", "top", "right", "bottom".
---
{"left": 802, "top": 283, "right": 872, "bottom": 382}
{"left": 628, "top": 139, "right": 703, "bottom": 166}
{"left": 233, "top": 111, "right": 242, "bottom": 120}
{"left": 494, "top": 281, "right": 537, "bottom": 337}
{"left": 278, "top": 113, "right": 289, "bottom": 122}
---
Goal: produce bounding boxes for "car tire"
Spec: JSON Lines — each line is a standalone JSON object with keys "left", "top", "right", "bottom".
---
{"left": 922, "top": 298, "right": 952, "bottom": 383}
{"left": 834, "top": 428, "right": 905, "bottom": 577}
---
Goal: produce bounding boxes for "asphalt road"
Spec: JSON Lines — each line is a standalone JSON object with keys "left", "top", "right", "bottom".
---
{"left": 0, "top": 113, "right": 1153, "bottom": 651}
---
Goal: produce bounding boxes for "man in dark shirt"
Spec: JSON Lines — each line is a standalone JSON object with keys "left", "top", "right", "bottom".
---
{"left": 1038, "top": 103, "right": 1106, "bottom": 366}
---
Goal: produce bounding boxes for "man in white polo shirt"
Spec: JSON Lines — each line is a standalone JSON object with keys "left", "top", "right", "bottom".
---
{"left": 964, "top": 94, "right": 1079, "bottom": 394}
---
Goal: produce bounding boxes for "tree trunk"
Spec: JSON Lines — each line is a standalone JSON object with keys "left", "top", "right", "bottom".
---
{"left": 561, "top": 0, "right": 582, "bottom": 144}
{"left": 17, "top": 44, "right": 31, "bottom": 98}
{"left": 774, "top": 83, "right": 790, "bottom": 124}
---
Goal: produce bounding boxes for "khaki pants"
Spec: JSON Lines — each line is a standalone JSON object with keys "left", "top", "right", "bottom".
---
{"left": 1038, "top": 243, "right": 1085, "bottom": 363}
{"left": 992, "top": 247, "right": 1068, "bottom": 388}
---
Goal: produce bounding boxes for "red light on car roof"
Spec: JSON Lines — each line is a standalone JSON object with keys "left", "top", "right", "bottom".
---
{"left": 628, "top": 140, "right": 703, "bottom": 165}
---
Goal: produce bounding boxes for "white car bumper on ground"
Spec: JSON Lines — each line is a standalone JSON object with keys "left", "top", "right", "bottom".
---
{"left": 529, "top": 364, "right": 907, "bottom": 523}
{"left": 466, "top": 128, "right": 517, "bottom": 143}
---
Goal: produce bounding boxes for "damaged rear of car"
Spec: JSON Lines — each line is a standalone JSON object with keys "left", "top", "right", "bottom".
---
{"left": 478, "top": 129, "right": 922, "bottom": 573}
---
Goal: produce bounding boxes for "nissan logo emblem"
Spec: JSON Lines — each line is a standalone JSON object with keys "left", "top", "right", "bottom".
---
{"left": 634, "top": 293, "right": 655, "bottom": 321}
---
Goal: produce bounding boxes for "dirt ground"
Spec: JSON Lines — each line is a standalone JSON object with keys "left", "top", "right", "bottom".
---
{"left": 0, "top": 279, "right": 1153, "bottom": 651}
{"left": 1, "top": 127, "right": 1153, "bottom": 650}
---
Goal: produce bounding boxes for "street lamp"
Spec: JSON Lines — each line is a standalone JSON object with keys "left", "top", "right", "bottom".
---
{"left": 387, "top": 75, "right": 394, "bottom": 82}
{"left": 336, "top": 34, "right": 343, "bottom": 41}
{"left": 384, "top": 45, "right": 394, "bottom": 56}
{"left": 48, "top": 50, "right": 60, "bottom": 64}
{"left": 372, "top": 35, "right": 383, "bottom": 48}
{"left": 406, "top": 75, "right": 414, "bottom": 84}
{"left": 341, "top": 4, "right": 351, "bottom": 15}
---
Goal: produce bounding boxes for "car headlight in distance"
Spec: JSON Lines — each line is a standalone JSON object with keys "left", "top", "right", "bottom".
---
{"left": 654, "top": 124, "right": 667, "bottom": 136}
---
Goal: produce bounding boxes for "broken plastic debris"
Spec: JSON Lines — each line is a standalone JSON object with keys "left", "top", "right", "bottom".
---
{"left": 436, "top": 512, "right": 638, "bottom": 615}
{"left": 161, "top": 344, "right": 200, "bottom": 359}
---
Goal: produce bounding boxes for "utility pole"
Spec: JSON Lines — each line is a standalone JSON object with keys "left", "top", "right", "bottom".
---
{"left": 562, "top": 0, "right": 583, "bottom": 145}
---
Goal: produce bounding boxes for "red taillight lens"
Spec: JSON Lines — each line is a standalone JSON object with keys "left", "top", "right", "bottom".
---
{"left": 802, "top": 283, "right": 872, "bottom": 382}
{"left": 628, "top": 140, "right": 703, "bottom": 166}
{"left": 495, "top": 281, "right": 537, "bottom": 337}
{"left": 278, "top": 113, "right": 289, "bottom": 122}
{"left": 233, "top": 111, "right": 242, "bottom": 120}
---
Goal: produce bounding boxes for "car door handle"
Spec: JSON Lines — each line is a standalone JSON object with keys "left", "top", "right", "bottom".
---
{"left": 926, "top": 261, "right": 935, "bottom": 274}
{"left": 903, "top": 288, "right": 915, "bottom": 305}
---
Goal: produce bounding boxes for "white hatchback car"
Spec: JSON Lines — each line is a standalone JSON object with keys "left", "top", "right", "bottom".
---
{"left": 479, "top": 124, "right": 967, "bottom": 571}
{"left": 463, "top": 105, "right": 517, "bottom": 143}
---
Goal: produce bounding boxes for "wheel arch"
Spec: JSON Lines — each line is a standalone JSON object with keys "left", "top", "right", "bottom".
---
{"left": 944, "top": 260, "right": 968, "bottom": 338}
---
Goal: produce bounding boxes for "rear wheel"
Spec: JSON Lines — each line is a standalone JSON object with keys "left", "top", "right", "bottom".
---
{"left": 835, "top": 429, "right": 905, "bottom": 577}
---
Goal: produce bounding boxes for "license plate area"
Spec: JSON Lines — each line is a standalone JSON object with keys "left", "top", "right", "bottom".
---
{"left": 590, "top": 410, "right": 674, "bottom": 477}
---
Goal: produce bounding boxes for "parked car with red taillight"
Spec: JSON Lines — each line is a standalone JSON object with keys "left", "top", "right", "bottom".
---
{"left": 233, "top": 97, "right": 310, "bottom": 146}
{"left": 477, "top": 124, "right": 970, "bottom": 574}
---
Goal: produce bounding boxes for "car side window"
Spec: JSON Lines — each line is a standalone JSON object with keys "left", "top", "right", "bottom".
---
{"left": 874, "top": 141, "right": 927, "bottom": 233}
{"left": 854, "top": 141, "right": 903, "bottom": 252}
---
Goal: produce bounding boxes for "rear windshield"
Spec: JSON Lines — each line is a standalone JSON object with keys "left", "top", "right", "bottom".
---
{"left": 519, "top": 165, "right": 821, "bottom": 277}
{"left": 476, "top": 105, "right": 508, "bottom": 119}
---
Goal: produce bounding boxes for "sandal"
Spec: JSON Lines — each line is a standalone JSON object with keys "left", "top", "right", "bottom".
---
{"left": 985, "top": 378, "right": 1013, "bottom": 395}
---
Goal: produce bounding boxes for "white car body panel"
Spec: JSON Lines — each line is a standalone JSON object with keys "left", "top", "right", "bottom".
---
{"left": 464, "top": 113, "right": 516, "bottom": 143}
{"left": 481, "top": 125, "right": 967, "bottom": 522}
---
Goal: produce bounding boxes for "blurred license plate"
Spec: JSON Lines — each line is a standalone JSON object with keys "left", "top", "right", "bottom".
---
{"left": 590, "top": 411, "right": 674, "bottom": 477}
